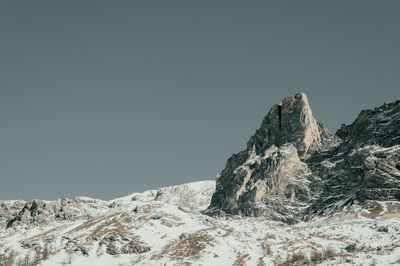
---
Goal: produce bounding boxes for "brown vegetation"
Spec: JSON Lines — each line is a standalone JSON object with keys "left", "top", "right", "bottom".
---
{"left": 33, "top": 246, "right": 42, "bottom": 265}
{"left": 361, "top": 201, "right": 385, "bottom": 219}
{"left": 43, "top": 245, "right": 49, "bottom": 260}
{"left": 233, "top": 253, "right": 250, "bottom": 266}
{"left": 277, "top": 250, "right": 307, "bottom": 266}
{"left": 221, "top": 227, "right": 234, "bottom": 237}
{"left": 261, "top": 242, "right": 272, "bottom": 256}
{"left": 279, "top": 246, "right": 337, "bottom": 265}
{"left": 90, "top": 213, "right": 132, "bottom": 239}
{"left": 257, "top": 257, "right": 266, "bottom": 266}
{"left": 152, "top": 230, "right": 214, "bottom": 261}
{"left": 0, "top": 250, "right": 18, "bottom": 266}
{"left": 310, "top": 249, "right": 323, "bottom": 263}
{"left": 67, "top": 212, "right": 122, "bottom": 235}
{"left": 324, "top": 247, "right": 335, "bottom": 259}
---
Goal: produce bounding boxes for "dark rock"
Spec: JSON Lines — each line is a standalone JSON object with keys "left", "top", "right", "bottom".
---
{"left": 345, "top": 244, "right": 356, "bottom": 252}
{"left": 121, "top": 240, "right": 150, "bottom": 254}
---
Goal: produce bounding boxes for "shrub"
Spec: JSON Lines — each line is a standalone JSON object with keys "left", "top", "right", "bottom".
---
{"left": 310, "top": 249, "right": 323, "bottom": 263}
{"left": 324, "top": 247, "right": 335, "bottom": 259}
{"left": 278, "top": 250, "right": 307, "bottom": 266}
{"left": 261, "top": 242, "right": 272, "bottom": 256}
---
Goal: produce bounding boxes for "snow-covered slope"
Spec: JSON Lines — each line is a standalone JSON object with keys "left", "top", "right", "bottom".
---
{"left": 1, "top": 180, "right": 400, "bottom": 266}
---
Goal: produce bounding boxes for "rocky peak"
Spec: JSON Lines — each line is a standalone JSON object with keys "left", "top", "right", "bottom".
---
{"left": 247, "top": 93, "right": 336, "bottom": 158}
{"left": 206, "top": 93, "right": 339, "bottom": 222}
{"left": 206, "top": 93, "right": 400, "bottom": 223}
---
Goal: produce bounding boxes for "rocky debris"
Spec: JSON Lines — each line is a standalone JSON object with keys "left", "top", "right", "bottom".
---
{"left": 207, "top": 93, "right": 400, "bottom": 223}
{"left": 5, "top": 198, "right": 108, "bottom": 228}
{"left": 121, "top": 239, "right": 151, "bottom": 254}
{"left": 0, "top": 200, "right": 26, "bottom": 228}
{"left": 345, "top": 244, "right": 356, "bottom": 252}
{"left": 99, "top": 233, "right": 150, "bottom": 255}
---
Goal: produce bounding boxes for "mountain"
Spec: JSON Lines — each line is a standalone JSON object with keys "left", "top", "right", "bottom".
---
{"left": 1, "top": 93, "right": 400, "bottom": 266}
{"left": 206, "top": 93, "right": 400, "bottom": 223}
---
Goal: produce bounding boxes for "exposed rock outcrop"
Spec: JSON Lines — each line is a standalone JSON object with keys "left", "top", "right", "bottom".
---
{"left": 0, "top": 200, "right": 26, "bottom": 228}
{"left": 206, "top": 93, "right": 400, "bottom": 223}
{"left": 246, "top": 93, "right": 340, "bottom": 158}
{"left": 154, "top": 180, "right": 215, "bottom": 211}
{"left": 336, "top": 100, "right": 400, "bottom": 148}
{"left": 5, "top": 198, "right": 108, "bottom": 228}
{"left": 208, "top": 143, "right": 322, "bottom": 223}
{"left": 308, "top": 100, "right": 400, "bottom": 214}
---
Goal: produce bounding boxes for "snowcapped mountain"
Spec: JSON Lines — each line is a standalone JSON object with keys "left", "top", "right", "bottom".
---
{"left": 1, "top": 93, "right": 400, "bottom": 266}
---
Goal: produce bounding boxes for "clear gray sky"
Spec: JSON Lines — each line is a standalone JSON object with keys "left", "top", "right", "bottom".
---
{"left": 1, "top": 1, "right": 399, "bottom": 200}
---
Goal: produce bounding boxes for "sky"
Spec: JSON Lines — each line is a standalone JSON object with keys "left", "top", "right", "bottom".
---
{"left": 1, "top": 1, "right": 399, "bottom": 200}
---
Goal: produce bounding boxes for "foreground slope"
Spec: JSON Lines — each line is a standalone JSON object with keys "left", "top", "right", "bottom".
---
{"left": 1, "top": 181, "right": 400, "bottom": 265}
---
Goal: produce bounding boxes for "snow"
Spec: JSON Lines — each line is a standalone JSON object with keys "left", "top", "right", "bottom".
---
{"left": 1, "top": 181, "right": 400, "bottom": 266}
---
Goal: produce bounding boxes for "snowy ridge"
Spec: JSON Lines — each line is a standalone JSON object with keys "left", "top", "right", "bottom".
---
{"left": 1, "top": 181, "right": 400, "bottom": 265}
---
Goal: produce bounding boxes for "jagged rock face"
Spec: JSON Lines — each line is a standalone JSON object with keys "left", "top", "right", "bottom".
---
{"left": 246, "top": 93, "right": 338, "bottom": 158}
{"left": 0, "top": 200, "right": 26, "bottom": 226}
{"left": 336, "top": 100, "right": 400, "bottom": 147}
{"left": 207, "top": 93, "right": 400, "bottom": 223}
{"left": 210, "top": 143, "right": 322, "bottom": 223}
{"left": 206, "top": 93, "right": 338, "bottom": 222}
{"left": 308, "top": 100, "right": 400, "bottom": 214}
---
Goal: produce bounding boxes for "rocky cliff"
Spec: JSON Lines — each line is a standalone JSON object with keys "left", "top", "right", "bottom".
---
{"left": 206, "top": 93, "right": 400, "bottom": 223}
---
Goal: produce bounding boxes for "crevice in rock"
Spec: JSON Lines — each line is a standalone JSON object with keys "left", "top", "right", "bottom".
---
{"left": 278, "top": 105, "right": 282, "bottom": 129}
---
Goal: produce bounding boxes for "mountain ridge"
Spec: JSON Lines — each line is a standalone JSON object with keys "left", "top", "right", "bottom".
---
{"left": 206, "top": 93, "right": 400, "bottom": 223}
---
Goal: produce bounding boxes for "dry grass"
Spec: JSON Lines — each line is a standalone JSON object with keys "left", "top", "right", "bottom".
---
{"left": 136, "top": 203, "right": 164, "bottom": 214}
{"left": 66, "top": 214, "right": 116, "bottom": 235}
{"left": 160, "top": 219, "right": 184, "bottom": 227}
{"left": 233, "top": 253, "right": 250, "bottom": 266}
{"left": 361, "top": 201, "right": 384, "bottom": 219}
{"left": 257, "top": 257, "right": 266, "bottom": 266}
{"left": 324, "top": 247, "right": 335, "bottom": 259}
{"left": 0, "top": 250, "right": 19, "bottom": 266}
{"left": 122, "top": 216, "right": 133, "bottom": 223}
{"left": 152, "top": 230, "right": 214, "bottom": 261}
{"left": 277, "top": 250, "right": 307, "bottom": 266}
{"left": 90, "top": 213, "right": 132, "bottom": 239}
{"left": 261, "top": 242, "right": 272, "bottom": 256}
{"left": 221, "top": 227, "right": 234, "bottom": 237}
{"left": 310, "top": 249, "right": 323, "bottom": 263}
{"left": 136, "top": 211, "right": 185, "bottom": 229}
{"left": 386, "top": 201, "right": 400, "bottom": 213}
